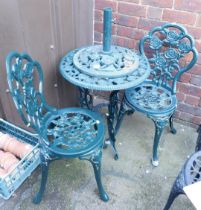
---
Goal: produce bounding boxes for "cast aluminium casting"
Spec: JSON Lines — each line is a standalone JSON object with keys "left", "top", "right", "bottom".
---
{"left": 60, "top": 7, "right": 150, "bottom": 160}
{"left": 60, "top": 49, "right": 150, "bottom": 160}
{"left": 73, "top": 45, "right": 139, "bottom": 78}
{"left": 6, "top": 51, "right": 109, "bottom": 204}
{"left": 59, "top": 6, "right": 151, "bottom": 160}
{"left": 60, "top": 48, "right": 150, "bottom": 91}
{"left": 115, "top": 23, "right": 198, "bottom": 166}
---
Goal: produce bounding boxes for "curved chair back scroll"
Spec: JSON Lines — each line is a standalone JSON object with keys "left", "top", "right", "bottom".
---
{"left": 139, "top": 23, "right": 198, "bottom": 94}
{"left": 6, "top": 52, "right": 55, "bottom": 133}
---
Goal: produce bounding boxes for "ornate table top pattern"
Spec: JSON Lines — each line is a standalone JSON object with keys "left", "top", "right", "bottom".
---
{"left": 59, "top": 47, "right": 150, "bottom": 91}
{"left": 73, "top": 45, "right": 140, "bottom": 78}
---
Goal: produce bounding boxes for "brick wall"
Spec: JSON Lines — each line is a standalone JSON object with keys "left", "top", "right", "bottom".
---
{"left": 94, "top": 0, "right": 201, "bottom": 125}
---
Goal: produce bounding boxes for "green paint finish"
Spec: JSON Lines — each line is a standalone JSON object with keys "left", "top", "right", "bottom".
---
{"left": 6, "top": 52, "right": 109, "bottom": 204}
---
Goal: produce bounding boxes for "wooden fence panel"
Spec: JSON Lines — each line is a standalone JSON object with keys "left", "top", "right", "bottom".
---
{"left": 0, "top": 0, "right": 93, "bottom": 128}
{"left": 0, "top": 0, "right": 27, "bottom": 125}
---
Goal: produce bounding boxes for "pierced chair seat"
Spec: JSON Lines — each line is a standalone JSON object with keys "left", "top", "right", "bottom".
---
{"left": 125, "top": 82, "right": 177, "bottom": 115}
{"left": 43, "top": 108, "right": 105, "bottom": 157}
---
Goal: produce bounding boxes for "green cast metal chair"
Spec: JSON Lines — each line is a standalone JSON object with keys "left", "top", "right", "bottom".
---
{"left": 115, "top": 23, "right": 198, "bottom": 166}
{"left": 6, "top": 52, "right": 109, "bottom": 204}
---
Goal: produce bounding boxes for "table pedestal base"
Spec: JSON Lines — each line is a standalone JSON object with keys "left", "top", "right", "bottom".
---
{"left": 79, "top": 88, "right": 124, "bottom": 160}
{"left": 78, "top": 87, "right": 93, "bottom": 109}
{"left": 107, "top": 90, "right": 119, "bottom": 160}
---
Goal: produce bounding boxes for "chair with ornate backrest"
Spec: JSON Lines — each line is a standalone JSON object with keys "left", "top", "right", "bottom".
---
{"left": 115, "top": 23, "right": 198, "bottom": 166}
{"left": 163, "top": 125, "right": 201, "bottom": 210}
{"left": 6, "top": 52, "right": 109, "bottom": 204}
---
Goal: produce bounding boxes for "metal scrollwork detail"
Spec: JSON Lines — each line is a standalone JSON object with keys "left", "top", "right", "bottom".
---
{"left": 126, "top": 84, "right": 173, "bottom": 111}
{"left": 108, "top": 90, "right": 119, "bottom": 119}
{"left": 6, "top": 52, "right": 55, "bottom": 132}
{"left": 107, "top": 90, "right": 120, "bottom": 159}
{"left": 40, "top": 148, "right": 51, "bottom": 163}
{"left": 140, "top": 24, "right": 198, "bottom": 93}
{"left": 46, "top": 112, "right": 99, "bottom": 153}
{"left": 166, "top": 30, "right": 181, "bottom": 43}
{"left": 60, "top": 50, "right": 150, "bottom": 91}
{"left": 78, "top": 87, "right": 93, "bottom": 109}
{"left": 179, "top": 41, "right": 191, "bottom": 53}
{"left": 150, "top": 36, "right": 163, "bottom": 50}
{"left": 80, "top": 147, "right": 102, "bottom": 163}
{"left": 7, "top": 51, "right": 108, "bottom": 204}
{"left": 73, "top": 45, "right": 140, "bottom": 78}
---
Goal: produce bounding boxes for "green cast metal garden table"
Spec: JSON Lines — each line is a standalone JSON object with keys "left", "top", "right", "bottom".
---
{"left": 59, "top": 7, "right": 150, "bottom": 159}
{"left": 59, "top": 45, "right": 150, "bottom": 159}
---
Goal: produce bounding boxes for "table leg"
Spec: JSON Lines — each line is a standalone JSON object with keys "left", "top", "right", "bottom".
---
{"left": 79, "top": 88, "right": 123, "bottom": 160}
{"left": 78, "top": 87, "right": 93, "bottom": 109}
{"left": 107, "top": 90, "right": 119, "bottom": 160}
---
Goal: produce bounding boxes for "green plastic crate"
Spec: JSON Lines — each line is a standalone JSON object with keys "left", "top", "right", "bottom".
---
{"left": 0, "top": 118, "right": 40, "bottom": 199}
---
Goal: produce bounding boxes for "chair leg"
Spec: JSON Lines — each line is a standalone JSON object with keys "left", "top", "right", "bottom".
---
{"left": 114, "top": 97, "right": 128, "bottom": 136}
{"left": 163, "top": 191, "right": 180, "bottom": 210}
{"left": 169, "top": 114, "right": 177, "bottom": 134}
{"left": 195, "top": 124, "right": 201, "bottom": 152}
{"left": 32, "top": 155, "right": 49, "bottom": 204}
{"left": 163, "top": 170, "right": 185, "bottom": 210}
{"left": 83, "top": 149, "right": 109, "bottom": 202}
{"left": 151, "top": 118, "right": 168, "bottom": 166}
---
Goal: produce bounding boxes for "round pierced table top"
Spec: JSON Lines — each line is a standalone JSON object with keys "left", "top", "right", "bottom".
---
{"left": 60, "top": 46, "right": 150, "bottom": 91}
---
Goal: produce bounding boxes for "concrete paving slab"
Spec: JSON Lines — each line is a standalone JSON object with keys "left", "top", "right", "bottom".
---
{"left": 0, "top": 112, "right": 198, "bottom": 210}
